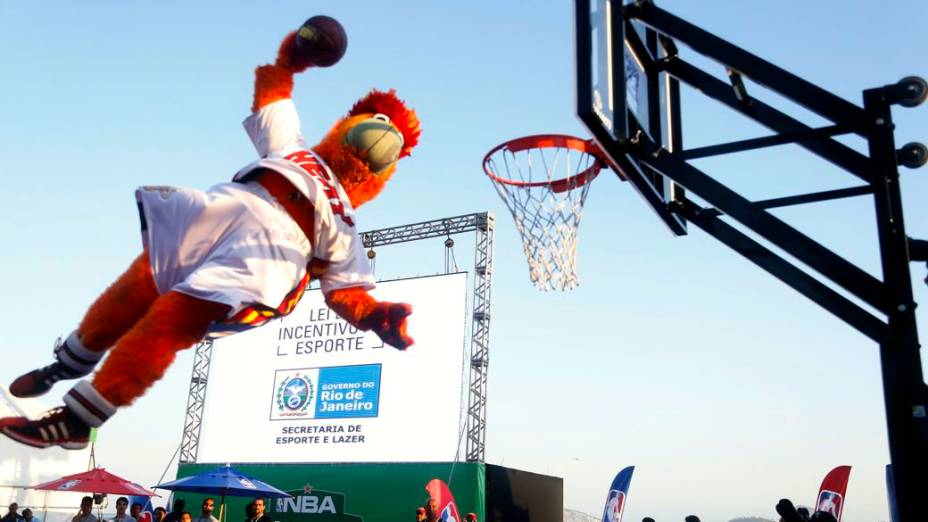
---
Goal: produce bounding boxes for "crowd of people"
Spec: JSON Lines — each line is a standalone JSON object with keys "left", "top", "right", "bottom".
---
{"left": 158, "top": 496, "right": 270, "bottom": 522}
{"left": 7, "top": 497, "right": 484, "bottom": 522}
{"left": 634, "top": 499, "right": 841, "bottom": 522}
{"left": 2, "top": 503, "right": 40, "bottom": 522}
{"left": 0, "top": 497, "right": 226, "bottom": 522}
{"left": 6, "top": 496, "right": 848, "bottom": 522}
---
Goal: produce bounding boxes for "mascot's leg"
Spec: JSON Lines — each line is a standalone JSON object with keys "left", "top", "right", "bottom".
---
{"left": 89, "top": 291, "right": 229, "bottom": 407}
{"left": 8, "top": 252, "right": 158, "bottom": 398}
{"left": 78, "top": 252, "right": 160, "bottom": 350}
{"left": 0, "top": 291, "right": 229, "bottom": 449}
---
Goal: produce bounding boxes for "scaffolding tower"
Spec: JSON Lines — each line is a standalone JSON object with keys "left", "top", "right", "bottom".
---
{"left": 179, "top": 212, "right": 494, "bottom": 464}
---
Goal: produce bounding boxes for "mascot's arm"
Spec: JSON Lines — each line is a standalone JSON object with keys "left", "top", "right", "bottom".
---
{"left": 252, "top": 32, "right": 316, "bottom": 112}
{"left": 253, "top": 33, "right": 414, "bottom": 350}
{"left": 325, "top": 287, "right": 414, "bottom": 350}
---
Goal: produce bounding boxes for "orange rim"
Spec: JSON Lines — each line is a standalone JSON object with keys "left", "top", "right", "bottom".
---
{"left": 483, "top": 134, "right": 604, "bottom": 193}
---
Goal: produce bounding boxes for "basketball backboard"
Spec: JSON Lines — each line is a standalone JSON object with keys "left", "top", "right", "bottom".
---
{"left": 575, "top": 0, "right": 687, "bottom": 235}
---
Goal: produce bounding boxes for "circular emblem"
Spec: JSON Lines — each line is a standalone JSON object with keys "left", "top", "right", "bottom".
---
{"left": 276, "top": 374, "right": 314, "bottom": 415}
{"left": 58, "top": 479, "right": 82, "bottom": 491}
{"left": 238, "top": 478, "right": 257, "bottom": 489}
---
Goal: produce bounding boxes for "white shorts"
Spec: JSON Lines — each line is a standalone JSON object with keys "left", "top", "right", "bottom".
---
{"left": 135, "top": 182, "right": 311, "bottom": 317}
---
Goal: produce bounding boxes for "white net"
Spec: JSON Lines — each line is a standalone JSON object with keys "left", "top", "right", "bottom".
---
{"left": 484, "top": 135, "right": 601, "bottom": 291}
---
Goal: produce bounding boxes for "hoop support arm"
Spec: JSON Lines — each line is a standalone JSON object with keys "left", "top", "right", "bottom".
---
{"left": 626, "top": 1, "right": 868, "bottom": 132}
{"left": 673, "top": 197, "right": 887, "bottom": 342}
{"left": 660, "top": 57, "right": 870, "bottom": 180}
{"left": 633, "top": 133, "right": 891, "bottom": 314}
{"left": 700, "top": 186, "right": 874, "bottom": 218}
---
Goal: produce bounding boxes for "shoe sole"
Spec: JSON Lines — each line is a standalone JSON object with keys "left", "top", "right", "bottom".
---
{"left": 1, "top": 426, "right": 53, "bottom": 448}
{"left": 9, "top": 375, "right": 54, "bottom": 399}
{"left": 59, "top": 440, "right": 90, "bottom": 450}
{"left": 8, "top": 387, "right": 52, "bottom": 399}
{"left": 1, "top": 427, "right": 89, "bottom": 450}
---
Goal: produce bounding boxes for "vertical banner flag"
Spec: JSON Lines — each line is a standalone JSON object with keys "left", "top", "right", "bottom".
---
{"left": 426, "top": 479, "right": 461, "bottom": 522}
{"left": 601, "top": 466, "right": 635, "bottom": 522}
{"left": 815, "top": 465, "right": 851, "bottom": 522}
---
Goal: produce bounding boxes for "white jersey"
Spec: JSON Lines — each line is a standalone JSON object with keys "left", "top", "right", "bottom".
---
{"left": 137, "top": 98, "right": 374, "bottom": 331}
{"left": 235, "top": 99, "right": 374, "bottom": 295}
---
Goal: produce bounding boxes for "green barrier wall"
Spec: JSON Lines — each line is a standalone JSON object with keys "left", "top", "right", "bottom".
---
{"left": 176, "top": 462, "right": 485, "bottom": 522}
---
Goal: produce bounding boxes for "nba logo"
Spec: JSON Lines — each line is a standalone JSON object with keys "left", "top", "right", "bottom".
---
{"left": 602, "top": 490, "right": 626, "bottom": 522}
{"left": 816, "top": 490, "right": 843, "bottom": 519}
{"left": 439, "top": 504, "right": 459, "bottom": 522}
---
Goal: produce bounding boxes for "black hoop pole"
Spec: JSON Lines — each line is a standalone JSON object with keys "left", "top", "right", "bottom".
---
{"left": 575, "top": 0, "right": 928, "bottom": 518}
{"left": 863, "top": 85, "right": 928, "bottom": 522}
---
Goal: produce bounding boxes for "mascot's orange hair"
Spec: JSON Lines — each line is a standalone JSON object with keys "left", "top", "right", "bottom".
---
{"left": 315, "top": 89, "right": 420, "bottom": 208}
{"left": 74, "top": 31, "right": 419, "bottom": 407}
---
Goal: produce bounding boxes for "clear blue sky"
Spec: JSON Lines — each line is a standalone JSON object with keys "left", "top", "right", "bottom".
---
{"left": 1, "top": 1, "right": 926, "bottom": 521}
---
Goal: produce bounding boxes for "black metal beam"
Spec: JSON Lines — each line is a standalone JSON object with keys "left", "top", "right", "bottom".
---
{"left": 614, "top": 20, "right": 688, "bottom": 232}
{"left": 623, "top": 19, "right": 657, "bottom": 74}
{"left": 666, "top": 65, "right": 687, "bottom": 206}
{"left": 863, "top": 85, "right": 928, "bottom": 522}
{"left": 910, "top": 238, "right": 928, "bottom": 261}
{"left": 601, "top": 141, "right": 688, "bottom": 236}
{"left": 661, "top": 57, "right": 870, "bottom": 180}
{"left": 634, "top": 134, "right": 891, "bottom": 314}
{"left": 675, "top": 198, "right": 887, "bottom": 342}
{"left": 681, "top": 124, "right": 852, "bottom": 160}
{"left": 702, "top": 186, "right": 873, "bottom": 218}
{"left": 575, "top": 0, "right": 599, "bottom": 143}
{"left": 626, "top": 1, "right": 868, "bottom": 131}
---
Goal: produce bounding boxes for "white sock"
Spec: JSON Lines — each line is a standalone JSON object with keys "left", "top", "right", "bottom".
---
{"left": 63, "top": 380, "right": 116, "bottom": 427}
{"left": 55, "top": 331, "right": 104, "bottom": 376}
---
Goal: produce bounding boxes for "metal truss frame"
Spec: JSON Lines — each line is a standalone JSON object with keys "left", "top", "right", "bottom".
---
{"left": 180, "top": 212, "right": 495, "bottom": 464}
{"left": 179, "top": 339, "right": 213, "bottom": 464}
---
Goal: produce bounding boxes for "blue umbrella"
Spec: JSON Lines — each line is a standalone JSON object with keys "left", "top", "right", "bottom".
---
{"left": 153, "top": 464, "right": 290, "bottom": 522}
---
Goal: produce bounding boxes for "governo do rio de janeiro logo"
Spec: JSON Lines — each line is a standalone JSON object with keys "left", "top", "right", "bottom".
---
{"left": 276, "top": 373, "right": 314, "bottom": 417}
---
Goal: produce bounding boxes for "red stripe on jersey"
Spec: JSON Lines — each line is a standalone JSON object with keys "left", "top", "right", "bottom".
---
{"left": 284, "top": 150, "right": 355, "bottom": 226}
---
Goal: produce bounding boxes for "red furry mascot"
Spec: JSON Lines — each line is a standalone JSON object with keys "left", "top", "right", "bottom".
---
{"left": 0, "top": 29, "right": 420, "bottom": 449}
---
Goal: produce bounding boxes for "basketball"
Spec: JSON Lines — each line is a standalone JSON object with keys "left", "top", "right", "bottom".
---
{"left": 294, "top": 15, "right": 347, "bottom": 67}
{"left": 345, "top": 116, "right": 405, "bottom": 173}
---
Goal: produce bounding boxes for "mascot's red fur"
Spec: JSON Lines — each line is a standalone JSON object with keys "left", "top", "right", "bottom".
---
{"left": 0, "top": 30, "right": 421, "bottom": 449}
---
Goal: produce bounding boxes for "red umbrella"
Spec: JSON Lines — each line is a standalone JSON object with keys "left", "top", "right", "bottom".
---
{"left": 31, "top": 468, "right": 158, "bottom": 496}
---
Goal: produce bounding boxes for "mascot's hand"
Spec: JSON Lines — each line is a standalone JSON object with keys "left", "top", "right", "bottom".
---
{"left": 324, "top": 287, "right": 414, "bottom": 350}
{"left": 275, "top": 31, "right": 315, "bottom": 73}
{"left": 360, "top": 302, "right": 414, "bottom": 350}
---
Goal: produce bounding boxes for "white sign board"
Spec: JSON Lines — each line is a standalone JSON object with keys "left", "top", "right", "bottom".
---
{"left": 196, "top": 273, "right": 469, "bottom": 463}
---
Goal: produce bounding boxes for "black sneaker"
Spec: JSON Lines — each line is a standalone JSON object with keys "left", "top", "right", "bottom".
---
{"left": 9, "top": 363, "right": 81, "bottom": 398}
{"left": 9, "top": 336, "right": 97, "bottom": 398}
{"left": 0, "top": 407, "right": 91, "bottom": 449}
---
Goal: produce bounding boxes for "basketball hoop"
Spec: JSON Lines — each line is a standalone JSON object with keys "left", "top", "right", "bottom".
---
{"left": 483, "top": 134, "right": 604, "bottom": 291}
